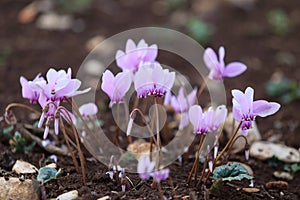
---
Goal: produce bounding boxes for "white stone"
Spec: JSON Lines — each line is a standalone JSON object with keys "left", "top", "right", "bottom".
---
{"left": 12, "top": 160, "right": 38, "bottom": 174}
{"left": 36, "top": 12, "right": 73, "bottom": 31}
{"left": 98, "top": 196, "right": 110, "bottom": 200}
{"left": 0, "top": 177, "right": 39, "bottom": 200}
{"left": 250, "top": 141, "right": 300, "bottom": 163}
{"left": 273, "top": 171, "right": 293, "bottom": 181}
{"left": 56, "top": 190, "right": 78, "bottom": 200}
{"left": 224, "top": 112, "right": 261, "bottom": 153}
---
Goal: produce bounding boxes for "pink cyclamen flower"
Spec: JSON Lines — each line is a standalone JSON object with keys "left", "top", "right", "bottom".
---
{"left": 134, "top": 62, "right": 175, "bottom": 98}
{"left": 204, "top": 105, "right": 228, "bottom": 132}
{"left": 188, "top": 105, "right": 208, "bottom": 134}
{"left": 137, "top": 155, "right": 155, "bottom": 180}
{"left": 79, "top": 103, "right": 98, "bottom": 117}
{"left": 20, "top": 73, "right": 44, "bottom": 104}
{"left": 101, "top": 70, "right": 132, "bottom": 107}
{"left": 170, "top": 87, "right": 198, "bottom": 130}
{"left": 30, "top": 68, "right": 90, "bottom": 103}
{"left": 152, "top": 168, "right": 170, "bottom": 183}
{"left": 115, "top": 39, "right": 158, "bottom": 72}
{"left": 26, "top": 68, "right": 89, "bottom": 139}
{"left": 232, "top": 87, "right": 280, "bottom": 135}
{"left": 203, "top": 46, "right": 247, "bottom": 81}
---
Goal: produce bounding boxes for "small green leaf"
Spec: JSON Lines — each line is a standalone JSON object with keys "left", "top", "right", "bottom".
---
{"left": 213, "top": 163, "right": 253, "bottom": 182}
{"left": 37, "top": 167, "right": 61, "bottom": 183}
{"left": 209, "top": 178, "right": 223, "bottom": 195}
{"left": 2, "top": 125, "right": 14, "bottom": 139}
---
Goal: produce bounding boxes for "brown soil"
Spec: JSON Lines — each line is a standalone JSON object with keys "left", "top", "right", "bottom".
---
{"left": 1, "top": 0, "right": 300, "bottom": 199}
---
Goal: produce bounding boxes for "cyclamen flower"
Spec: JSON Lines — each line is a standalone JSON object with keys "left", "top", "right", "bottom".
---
{"left": 20, "top": 73, "right": 44, "bottom": 104}
{"left": 232, "top": 87, "right": 280, "bottom": 135}
{"left": 188, "top": 105, "right": 227, "bottom": 134}
{"left": 137, "top": 155, "right": 155, "bottom": 180}
{"left": 101, "top": 70, "right": 132, "bottom": 107}
{"left": 134, "top": 62, "right": 175, "bottom": 98}
{"left": 115, "top": 39, "right": 158, "bottom": 72}
{"left": 170, "top": 87, "right": 198, "bottom": 130}
{"left": 204, "top": 105, "right": 228, "bottom": 132}
{"left": 203, "top": 46, "right": 247, "bottom": 81}
{"left": 30, "top": 68, "right": 90, "bottom": 103}
{"left": 152, "top": 168, "right": 170, "bottom": 183}
{"left": 22, "top": 68, "right": 90, "bottom": 139}
{"left": 188, "top": 105, "right": 208, "bottom": 134}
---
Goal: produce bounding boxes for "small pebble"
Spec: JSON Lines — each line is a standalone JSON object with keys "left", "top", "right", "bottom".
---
{"left": 265, "top": 181, "right": 288, "bottom": 190}
{"left": 273, "top": 171, "right": 293, "bottom": 181}
{"left": 242, "top": 188, "right": 260, "bottom": 193}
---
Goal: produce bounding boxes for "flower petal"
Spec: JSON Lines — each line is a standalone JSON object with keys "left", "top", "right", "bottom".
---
{"left": 253, "top": 100, "right": 280, "bottom": 117}
{"left": 223, "top": 62, "right": 247, "bottom": 77}
{"left": 203, "top": 48, "right": 218, "bottom": 70}
{"left": 188, "top": 105, "right": 203, "bottom": 132}
{"left": 125, "top": 39, "right": 136, "bottom": 53}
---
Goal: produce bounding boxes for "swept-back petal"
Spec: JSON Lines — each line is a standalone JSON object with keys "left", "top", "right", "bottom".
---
{"left": 253, "top": 100, "right": 280, "bottom": 117}
{"left": 188, "top": 105, "right": 203, "bottom": 131}
{"left": 101, "top": 70, "right": 115, "bottom": 99}
{"left": 144, "top": 44, "right": 158, "bottom": 61}
{"left": 203, "top": 48, "right": 218, "bottom": 70}
{"left": 218, "top": 46, "right": 225, "bottom": 66}
{"left": 223, "top": 62, "right": 247, "bottom": 77}
{"left": 125, "top": 39, "right": 136, "bottom": 53}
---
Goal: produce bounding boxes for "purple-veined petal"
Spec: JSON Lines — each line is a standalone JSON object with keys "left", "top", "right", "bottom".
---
{"left": 203, "top": 48, "right": 218, "bottom": 70}
{"left": 232, "top": 89, "right": 251, "bottom": 115}
{"left": 101, "top": 70, "right": 115, "bottom": 99}
{"left": 144, "top": 44, "right": 158, "bottom": 61}
{"left": 46, "top": 68, "right": 59, "bottom": 84}
{"left": 223, "top": 62, "right": 247, "bottom": 77}
{"left": 20, "top": 76, "right": 35, "bottom": 100}
{"left": 188, "top": 105, "right": 203, "bottom": 132}
{"left": 214, "top": 105, "right": 227, "bottom": 128}
{"left": 218, "top": 46, "right": 225, "bottom": 66}
{"left": 245, "top": 87, "right": 254, "bottom": 112}
{"left": 232, "top": 100, "right": 243, "bottom": 121}
{"left": 125, "top": 39, "right": 136, "bottom": 53}
{"left": 253, "top": 100, "right": 280, "bottom": 117}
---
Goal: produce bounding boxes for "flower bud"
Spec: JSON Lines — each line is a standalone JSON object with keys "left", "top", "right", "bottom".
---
{"left": 126, "top": 117, "right": 134, "bottom": 136}
{"left": 245, "top": 143, "right": 250, "bottom": 160}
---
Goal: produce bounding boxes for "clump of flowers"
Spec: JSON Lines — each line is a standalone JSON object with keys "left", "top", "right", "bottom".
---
{"left": 3, "top": 37, "right": 282, "bottom": 199}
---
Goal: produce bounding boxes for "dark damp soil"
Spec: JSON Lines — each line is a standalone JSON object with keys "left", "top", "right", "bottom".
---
{"left": 1, "top": 0, "right": 300, "bottom": 199}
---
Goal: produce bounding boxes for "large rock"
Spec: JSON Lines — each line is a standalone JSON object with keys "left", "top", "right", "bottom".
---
{"left": 0, "top": 177, "right": 39, "bottom": 200}
{"left": 250, "top": 141, "right": 300, "bottom": 163}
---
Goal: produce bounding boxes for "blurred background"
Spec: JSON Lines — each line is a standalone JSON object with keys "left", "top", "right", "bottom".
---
{"left": 0, "top": 0, "right": 300, "bottom": 147}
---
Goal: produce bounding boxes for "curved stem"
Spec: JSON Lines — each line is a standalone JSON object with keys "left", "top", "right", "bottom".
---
{"left": 5, "top": 103, "right": 41, "bottom": 115}
{"left": 215, "top": 121, "right": 242, "bottom": 163}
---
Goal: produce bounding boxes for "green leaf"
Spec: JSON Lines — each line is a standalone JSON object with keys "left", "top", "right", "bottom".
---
{"left": 213, "top": 163, "right": 253, "bottom": 182}
{"left": 2, "top": 125, "right": 14, "bottom": 139}
{"left": 37, "top": 167, "right": 61, "bottom": 183}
